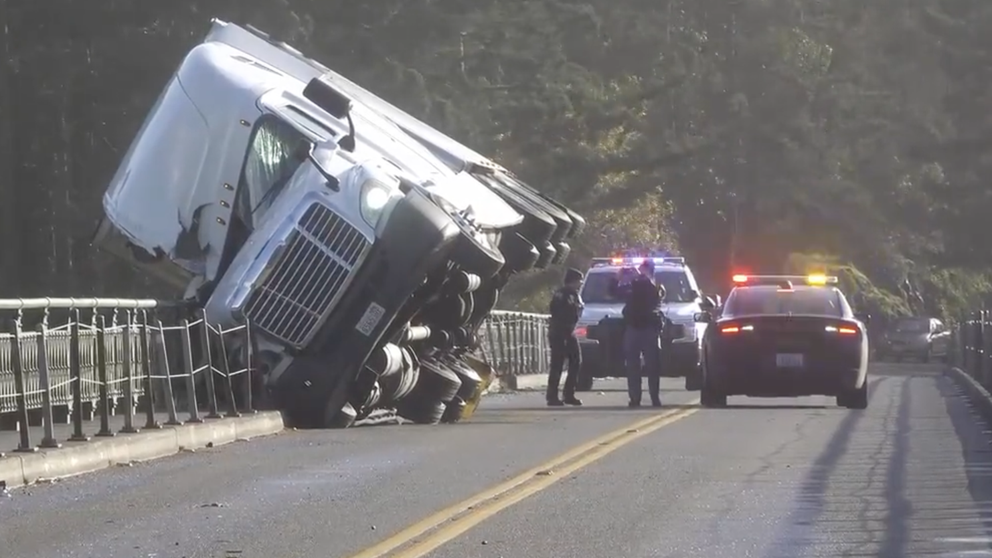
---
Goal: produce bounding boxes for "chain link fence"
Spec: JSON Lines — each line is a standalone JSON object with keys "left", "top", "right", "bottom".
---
{"left": 0, "top": 303, "right": 553, "bottom": 449}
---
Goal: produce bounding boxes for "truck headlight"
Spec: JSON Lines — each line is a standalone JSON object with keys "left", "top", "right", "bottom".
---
{"left": 360, "top": 178, "right": 403, "bottom": 227}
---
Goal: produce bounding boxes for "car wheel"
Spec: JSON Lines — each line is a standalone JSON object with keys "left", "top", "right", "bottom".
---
{"left": 684, "top": 364, "right": 704, "bottom": 391}
{"left": 838, "top": 380, "right": 869, "bottom": 410}
{"left": 575, "top": 370, "right": 594, "bottom": 392}
{"left": 700, "top": 388, "right": 726, "bottom": 408}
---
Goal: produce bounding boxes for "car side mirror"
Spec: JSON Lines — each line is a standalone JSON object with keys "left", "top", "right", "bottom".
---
{"left": 694, "top": 311, "right": 712, "bottom": 323}
{"left": 855, "top": 312, "right": 870, "bottom": 325}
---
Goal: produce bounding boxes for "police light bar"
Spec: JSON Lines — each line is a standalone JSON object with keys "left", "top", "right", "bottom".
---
{"left": 732, "top": 274, "right": 838, "bottom": 286}
{"left": 592, "top": 256, "right": 685, "bottom": 268}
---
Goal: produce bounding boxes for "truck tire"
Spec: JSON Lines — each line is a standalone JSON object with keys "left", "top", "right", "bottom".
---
{"left": 396, "top": 359, "right": 462, "bottom": 424}
{"left": 441, "top": 396, "right": 467, "bottom": 423}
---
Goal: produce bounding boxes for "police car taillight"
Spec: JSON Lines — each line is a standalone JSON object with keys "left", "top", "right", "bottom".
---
{"left": 825, "top": 325, "right": 858, "bottom": 335}
{"left": 574, "top": 325, "right": 588, "bottom": 338}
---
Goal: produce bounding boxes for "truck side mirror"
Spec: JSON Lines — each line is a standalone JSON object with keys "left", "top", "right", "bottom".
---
{"left": 694, "top": 311, "right": 712, "bottom": 323}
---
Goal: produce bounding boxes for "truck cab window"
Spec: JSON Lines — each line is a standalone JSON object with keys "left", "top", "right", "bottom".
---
{"left": 217, "top": 116, "right": 308, "bottom": 282}
{"left": 234, "top": 116, "right": 308, "bottom": 229}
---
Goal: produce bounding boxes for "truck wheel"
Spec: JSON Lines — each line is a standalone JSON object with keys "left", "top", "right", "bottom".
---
{"left": 450, "top": 230, "right": 505, "bottom": 278}
{"left": 441, "top": 396, "right": 467, "bottom": 423}
{"left": 396, "top": 359, "right": 462, "bottom": 424}
{"left": 397, "top": 399, "right": 447, "bottom": 425}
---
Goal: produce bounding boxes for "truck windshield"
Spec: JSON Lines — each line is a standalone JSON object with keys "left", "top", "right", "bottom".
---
{"left": 235, "top": 116, "right": 310, "bottom": 228}
{"left": 581, "top": 270, "right": 695, "bottom": 303}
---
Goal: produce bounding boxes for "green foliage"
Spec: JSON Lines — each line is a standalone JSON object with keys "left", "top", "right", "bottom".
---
{"left": 1, "top": 0, "right": 991, "bottom": 320}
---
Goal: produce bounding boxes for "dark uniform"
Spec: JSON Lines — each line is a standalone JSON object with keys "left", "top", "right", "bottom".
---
{"left": 547, "top": 268, "right": 584, "bottom": 406}
{"left": 612, "top": 260, "right": 666, "bottom": 407}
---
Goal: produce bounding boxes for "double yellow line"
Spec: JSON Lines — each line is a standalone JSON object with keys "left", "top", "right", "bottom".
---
{"left": 347, "top": 402, "right": 699, "bottom": 558}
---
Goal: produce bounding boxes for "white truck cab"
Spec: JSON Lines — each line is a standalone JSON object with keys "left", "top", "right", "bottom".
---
{"left": 92, "top": 20, "right": 557, "bottom": 429}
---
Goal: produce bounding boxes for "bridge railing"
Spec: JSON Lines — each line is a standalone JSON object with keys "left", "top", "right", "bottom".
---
{"left": 0, "top": 303, "right": 552, "bottom": 450}
{"left": 478, "top": 310, "right": 551, "bottom": 377}
{"left": 953, "top": 311, "right": 992, "bottom": 388}
{"left": 0, "top": 299, "right": 253, "bottom": 452}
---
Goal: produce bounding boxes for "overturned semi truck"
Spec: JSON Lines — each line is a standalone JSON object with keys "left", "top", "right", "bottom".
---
{"left": 92, "top": 19, "right": 584, "bottom": 428}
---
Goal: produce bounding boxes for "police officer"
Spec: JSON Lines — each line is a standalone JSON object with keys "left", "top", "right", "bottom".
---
{"left": 612, "top": 259, "right": 666, "bottom": 407}
{"left": 547, "top": 267, "right": 584, "bottom": 407}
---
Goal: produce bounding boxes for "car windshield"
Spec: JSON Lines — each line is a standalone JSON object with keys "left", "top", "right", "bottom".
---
{"left": 892, "top": 319, "right": 929, "bottom": 333}
{"left": 580, "top": 269, "right": 695, "bottom": 303}
{"left": 723, "top": 287, "right": 842, "bottom": 317}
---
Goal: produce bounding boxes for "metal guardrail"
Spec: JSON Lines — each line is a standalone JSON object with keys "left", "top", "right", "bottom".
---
{"left": 953, "top": 312, "right": 992, "bottom": 386}
{"left": 0, "top": 299, "right": 253, "bottom": 452}
{"left": 0, "top": 302, "right": 553, "bottom": 450}
{"left": 478, "top": 310, "right": 551, "bottom": 377}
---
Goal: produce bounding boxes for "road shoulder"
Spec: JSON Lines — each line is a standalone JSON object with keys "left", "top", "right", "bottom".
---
{"left": 0, "top": 411, "right": 284, "bottom": 489}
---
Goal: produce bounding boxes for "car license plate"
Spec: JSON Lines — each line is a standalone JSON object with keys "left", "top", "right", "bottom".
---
{"left": 776, "top": 353, "right": 804, "bottom": 368}
{"left": 355, "top": 302, "right": 386, "bottom": 336}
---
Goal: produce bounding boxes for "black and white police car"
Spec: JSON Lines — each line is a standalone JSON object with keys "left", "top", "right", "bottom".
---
{"left": 573, "top": 254, "right": 718, "bottom": 391}
{"left": 696, "top": 274, "right": 870, "bottom": 409}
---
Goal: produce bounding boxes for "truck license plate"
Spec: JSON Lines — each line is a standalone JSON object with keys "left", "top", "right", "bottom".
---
{"left": 355, "top": 302, "right": 386, "bottom": 336}
{"left": 776, "top": 353, "right": 804, "bottom": 368}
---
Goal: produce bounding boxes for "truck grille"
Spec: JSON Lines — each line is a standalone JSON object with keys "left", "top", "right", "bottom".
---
{"left": 243, "top": 203, "right": 369, "bottom": 348}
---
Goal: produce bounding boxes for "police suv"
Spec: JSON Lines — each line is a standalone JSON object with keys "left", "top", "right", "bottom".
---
{"left": 573, "top": 254, "right": 717, "bottom": 391}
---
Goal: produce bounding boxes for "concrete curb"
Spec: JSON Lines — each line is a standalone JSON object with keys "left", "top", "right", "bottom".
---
{"left": 484, "top": 373, "right": 552, "bottom": 394}
{"left": 944, "top": 366, "right": 992, "bottom": 425}
{"left": 0, "top": 411, "right": 285, "bottom": 489}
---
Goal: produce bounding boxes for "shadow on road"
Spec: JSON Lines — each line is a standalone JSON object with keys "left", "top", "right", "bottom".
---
{"left": 939, "top": 375, "right": 992, "bottom": 547}
{"left": 878, "top": 376, "right": 912, "bottom": 558}
{"left": 764, "top": 376, "right": 885, "bottom": 557}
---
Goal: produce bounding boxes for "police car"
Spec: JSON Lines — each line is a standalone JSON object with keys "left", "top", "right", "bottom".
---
{"left": 573, "top": 253, "right": 717, "bottom": 391}
{"left": 696, "top": 274, "right": 870, "bottom": 409}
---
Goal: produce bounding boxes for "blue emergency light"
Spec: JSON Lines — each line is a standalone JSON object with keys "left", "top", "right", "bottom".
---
{"left": 591, "top": 254, "right": 685, "bottom": 268}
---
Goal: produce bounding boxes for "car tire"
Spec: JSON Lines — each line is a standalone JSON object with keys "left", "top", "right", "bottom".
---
{"left": 684, "top": 364, "right": 704, "bottom": 391}
{"left": 575, "top": 370, "right": 594, "bottom": 392}
{"left": 700, "top": 388, "right": 726, "bottom": 408}
{"left": 838, "top": 380, "right": 869, "bottom": 410}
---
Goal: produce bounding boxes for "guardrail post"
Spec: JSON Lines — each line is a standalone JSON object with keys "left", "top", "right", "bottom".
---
{"left": 120, "top": 311, "right": 138, "bottom": 434}
{"left": 217, "top": 329, "right": 241, "bottom": 418}
{"left": 242, "top": 321, "right": 255, "bottom": 414}
{"left": 139, "top": 310, "right": 160, "bottom": 430}
{"left": 68, "top": 309, "right": 88, "bottom": 442}
{"left": 199, "top": 311, "right": 222, "bottom": 419}
{"left": 156, "top": 320, "right": 182, "bottom": 426}
{"left": 493, "top": 317, "right": 506, "bottom": 375}
{"left": 36, "top": 321, "right": 60, "bottom": 449}
{"left": 10, "top": 316, "right": 34, "bottom": 452}
{"left": 94, "top": 315, "right": 114, "bottom": 437}
{"left": 180, "top": 318, "right": 202, "bottom": 423}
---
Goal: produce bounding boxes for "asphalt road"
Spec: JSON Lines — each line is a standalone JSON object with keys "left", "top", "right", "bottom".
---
{"left": 2, "top": 362, "right": 992, "bottom": 558}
